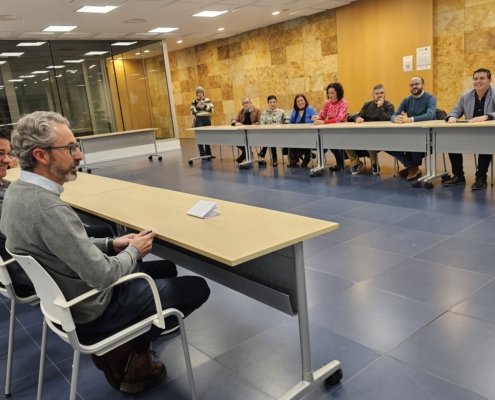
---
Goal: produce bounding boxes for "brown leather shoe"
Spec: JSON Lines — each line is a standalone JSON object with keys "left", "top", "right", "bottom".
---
{"left": 91, "top": 342, "right": 132, "bottom": 391}
{"left": 406, "top": 165, "right": 420, "bottom": 181}
{"left": 120, "top": 348, "right": 167, "bottom": 393}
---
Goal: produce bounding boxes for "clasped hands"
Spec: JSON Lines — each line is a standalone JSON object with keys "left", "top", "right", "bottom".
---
{"left": 112, "top": 230, "right": 156, "bottom": 259}
{"left": 448, "top": 116, "right": 488, "bottom": 124}
{"left": 394, "top": 112, "right": 412, "bottom": 124}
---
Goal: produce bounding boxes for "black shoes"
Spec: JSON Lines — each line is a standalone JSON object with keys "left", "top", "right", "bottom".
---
{"left": 208, "top": 154, "right": 216, "bottom": 159}
{"left": 236, "top": 153, "right": 246, "bottom": 163}
{"left": 372, "top": 163, "right": 380, "bottom": 175}
{"left": 443, "top": 176, "right": 466, "bottom": 187}
{"left": 471, "top": 180, "right": 487, "bottom": 190}
{"left": 301, "top": 155, "right": 311, "bottom": 168}
{"left": 351, "top": 162, "right": 364, "bottom": 175}
{"left": 273, "top": 160, "right": 278, "bottom": 167}
{"left": 258, "top": 152, "right": 266, "bottom": 158}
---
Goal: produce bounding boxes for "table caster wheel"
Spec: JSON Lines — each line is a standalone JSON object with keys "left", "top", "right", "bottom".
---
{"left": 441, "top": 174, "right": 452, "bottom": 181}
{"left": 148, "top": 155, "right": 153, "bottom": 160}
{"left": 424, "top": 182, "right": 433, "bottom": 189}
{"left": 188, "top": 160, "right": 193, "bottom": 165}
{"left": 158, "top": 156, "right": 162, "bottom": 161}
{"left": 258, "top": 160, "right": 266, "bottom": 167}
{"left": 87, "top": 169, "right": 92, "bottom": 174}
{"left": 412, "top": 181, "right": 422, "bottom": 188}
{"left": 78, "top": 167, "right": 82, "bottom": 172}
{"left": 326, "top": 368, "right": 343, "bottom": 385}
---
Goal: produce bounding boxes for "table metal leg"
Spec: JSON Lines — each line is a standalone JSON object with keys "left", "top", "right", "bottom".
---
{"left": 149, "top": 132, "right": 162, "bottom": 161}
{"left": 279, "top": 242, "right": 342, "bottom": 400}
{"left": 310, "top": 130, "right": 335, "bottom": 178}
{"left": 188, "top": 144, "right": 212, "bottom": 164}
{"left": 424, "top": 129, "right": 449, "bottom": 186}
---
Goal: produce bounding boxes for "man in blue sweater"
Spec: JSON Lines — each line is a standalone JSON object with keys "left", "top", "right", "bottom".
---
{"left": 389, "top": 76, "right": 437, "bottom": 181}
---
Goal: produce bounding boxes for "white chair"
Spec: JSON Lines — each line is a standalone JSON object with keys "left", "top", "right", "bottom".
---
{"left": 0, "top": 256, "right": 39, "bottom": 398}
{"left": 7, "top": 250, "right": 197, "bottom": 400}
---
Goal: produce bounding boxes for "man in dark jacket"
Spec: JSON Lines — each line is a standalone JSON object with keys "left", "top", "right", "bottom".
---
{"left": 346, "top": 84, "right": 395, "bottom": 175}
{"left": 231, "top": 97, "right": 262, "bottom": 163}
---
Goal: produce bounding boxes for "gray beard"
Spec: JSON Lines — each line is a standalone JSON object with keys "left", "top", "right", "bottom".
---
{"left": 48, "top": 161, "right": 78, "bottom": 183}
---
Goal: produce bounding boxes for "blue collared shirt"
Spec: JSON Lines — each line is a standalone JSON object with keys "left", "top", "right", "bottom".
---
{"left": 19, "top": 170, "right": 65, "bottom": 196}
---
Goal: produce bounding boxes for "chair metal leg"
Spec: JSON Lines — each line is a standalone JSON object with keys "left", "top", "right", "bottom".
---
{"left": 442, "top": 153, "right": 447, "bottom": 172}
{"left": 5, "top": 296, "right": 16, "bottom": 398}
{"left": 178, "top": 317, "right": 197, "bottom": 400}
{"left": 474, "top": 154, "right": 478, "bottom": 170}
{"left": 69, "top": 350, "right": 80, "bottom": 400}
{"left": 37, "top": 318, "right": 48, "bottom": 400}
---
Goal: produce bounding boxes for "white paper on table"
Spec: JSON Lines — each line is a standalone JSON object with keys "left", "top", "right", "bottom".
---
{"left": 187, "top": 200, "right": 221, "bottom": 219}
{"left": 416, "top": 46, "right": 431, "bottom": 70}
{"left": 403, "top": 55, "right": 413, "bottom": 72}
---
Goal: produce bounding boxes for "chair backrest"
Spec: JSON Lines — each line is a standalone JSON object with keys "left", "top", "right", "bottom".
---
{"left": 6, "top": 249, "right": 76, "bottom": 332}
{"left": 0, "top": 255, "right": 11, "bottom": 299}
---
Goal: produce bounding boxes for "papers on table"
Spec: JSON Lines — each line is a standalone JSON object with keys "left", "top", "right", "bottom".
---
{"left": 187, "top": 200, "right": 220, "bottom": 219}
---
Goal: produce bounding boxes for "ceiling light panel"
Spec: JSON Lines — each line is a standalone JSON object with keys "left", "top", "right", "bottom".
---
{"left": 148, "top": 27, "right": 178, "bottom": 33}
{"left": 8, "top": 79, "right": 23, "bottom": 82}
{"left": 19, "top": 75, "right": 35, "bottom": 78}
{"left": 85, "top": 51, "right": 109, "bottom": 55}
{"left": 76, "top": 6, "right": 118, "bottom": 13}
{"left": 64, "top": 60, "right": 85, "bottom": 63}
{"left": 193, "top": 11, "right": 228, "bottom": 17}
{"left": 111, "top": 41, "right": 138, "bottom": 46}
{"left": 0, "top": 61, "right": 6, "bottom": 65}
{"left": 46, "top": 65, "right": 65, "bottom": 69}
{"left": 43, "top": 26, "right": 77, "bottom": 32}
{"left": 0, "top": 52, "right": 24, "bottom": 57}
{"left": 32, "top": 71, "right": 50, "bottom": 74}
{"left": 16, "top": 42, "right": 46, "bottom": 47}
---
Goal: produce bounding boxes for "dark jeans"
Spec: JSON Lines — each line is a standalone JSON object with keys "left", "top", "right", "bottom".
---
{"left": 323, "top": 149, "right": 344, "bottom": 167}
{"left": 449, "top": 153, "right": 492, "bottom": 181}
{"left": 75, "top": 260, "right": 210, "bottom": 350}
{"left": 388, "top": 151, "right": 422, "bottom": 168}
{"left": 0, "top": 225, "right": 115, "bottom": 298}
{"left": 260, "top": 147, "right": 277, "bottom": 159}
{"left": 194, "top": 116, "right": 212, "bottom": 156}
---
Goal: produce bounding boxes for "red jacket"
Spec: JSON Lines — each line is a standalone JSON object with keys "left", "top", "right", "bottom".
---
{"left": 317, "top": 99, "right": 348, "bottom": 124}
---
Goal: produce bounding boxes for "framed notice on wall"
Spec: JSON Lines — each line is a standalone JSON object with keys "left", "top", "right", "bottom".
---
{"left": 416, "top": 46, "right": 431, "bottom": 70}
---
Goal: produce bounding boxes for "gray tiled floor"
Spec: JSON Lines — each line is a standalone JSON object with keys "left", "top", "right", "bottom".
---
{"left": 2, "top": 140, "right": 495, "bottom": 400}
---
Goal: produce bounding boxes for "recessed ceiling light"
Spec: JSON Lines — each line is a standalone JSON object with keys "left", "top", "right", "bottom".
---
{"left": 124, "top": 19, "right": 146, "bottom": 23}
{"left": 144, "top": 50, "right": 150, "bottom": 53}
{"left": 67, "top": 70, "right": 78, "bottom": 73}
{"left": 0, "top": 52, "right": 24, "bottom": 57}
{"left": 111, "top": 41, "right": 137, "bottom": 46}
{"left": 117, "top": 57, "right": 123, "bottom": 60}
{"left": 46, "top": 65, "right": 65, "bottom": 69}
{"left": 8, "top": 79, "right": 23, "bottom": 82}
{"left": 76, "top": 6, "right": 118, "bottom": 13}
{"left": 19, "top": 75, "right": 35, "bottom": 78}
{"left": 89, "top": 65, "right": 96, "bottom": 69}
{"left": 218, "top": 27, "right": 225, "bottom": 31}
{"left": 0, "top": 15, "right": 22, "bottom": 21}
{"left": 135, "top": 52, "right": 141, "bottom": 55}
{"left": 84, "top": 51, "right": 109, "bottom": 55}
{"left": 16, "top": 42, "right": 46, "bottom": 47}
{"left": 43, "top": 26, "right": 77, "bottom": 32}
{"left": 56, "top": 74, "right": 62, "bottom": 78}
{"left": 0, "top": 61, "right": 6, "bottom": 65}
{"left": 193, "top": 11, "right": 228, "bottom": 17}
{"left": 64, "top": 59, "right": 85, "bottom": 63}
{"left": 148, "top": 27, "right": 178, "bottom": 33}
{"left": 32, "top": 71, "right": 49, "bottom": 74}
{"left": 272, "top": 11, "right": 280, "bottom": 15}
{"left": 177, "top": 40, "right": 183, "bottom": 43}
{"left": 42, "top": 78, "right": 49, "bottom": 81}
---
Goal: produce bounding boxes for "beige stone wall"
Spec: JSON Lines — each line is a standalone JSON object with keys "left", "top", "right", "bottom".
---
{"left": 434, "top": 0, "right": 495, "bottom": 112}
{"left": 168, "top": 10, "right": 338, "bottom": 138}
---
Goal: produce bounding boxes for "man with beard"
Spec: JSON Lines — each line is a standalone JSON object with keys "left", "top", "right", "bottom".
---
{"left": 443, "top": 68, "right": 495, "bottom": 190}
{"left": 0, "top": 111, "right": 210, "bottom": 393}
{"left": 346, "top": 84, "right": 395, "bottom": 175}
{"left": 388, "top": 76, "right": 436, "bottom": 181}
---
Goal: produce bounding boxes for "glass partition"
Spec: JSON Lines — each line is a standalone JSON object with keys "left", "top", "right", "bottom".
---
{"left": 0, "top": 39, "right": 175, "bottom": 139}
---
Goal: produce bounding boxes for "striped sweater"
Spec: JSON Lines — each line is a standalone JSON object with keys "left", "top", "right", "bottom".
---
{"left": 191, "top": 97, "right": 214, "bottom": 117}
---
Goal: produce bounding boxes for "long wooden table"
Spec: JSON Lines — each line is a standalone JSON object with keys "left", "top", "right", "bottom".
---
{"left": 5, "top": 168, "right": 341, "bottom": 400}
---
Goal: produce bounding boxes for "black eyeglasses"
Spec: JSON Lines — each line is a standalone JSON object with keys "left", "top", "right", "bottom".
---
{"left": 42, "top": 142, "right": 81, "bottom": 156}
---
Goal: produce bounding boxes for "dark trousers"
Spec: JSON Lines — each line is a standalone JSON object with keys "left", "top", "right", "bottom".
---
{"left": 260, "top": 147, "right": 277, "bottom": 159}
{"left": 449, "top": 153, "right": 492, "bottom": 181}
{"left": 0, "top": 225, "right": 115, "bottom": 298}
{"left": 194, "top": 116, "right": 212, "bottom": 156}
{"left": 388, "top": 151, "right": 422, "bottom": 168}
{"left": 75, "top": 260, "right": 210, "bottom": 350}
{"left": 323, "top": 149, "right": 344, "bottom": 167}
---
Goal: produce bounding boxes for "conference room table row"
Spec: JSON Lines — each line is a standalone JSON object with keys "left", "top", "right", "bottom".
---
{"left": 190, "top": 120, "right": 495, "bottom": 188}
{"left": 4, "top": 167, "right": 342, "bottom": 400}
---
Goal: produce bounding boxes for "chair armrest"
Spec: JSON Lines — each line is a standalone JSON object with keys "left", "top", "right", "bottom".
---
{"left": 0, "top": 258, "right": 18, "bottom": 285}
{"left": 53, "top": 272, "right": 165, "bottom": 329}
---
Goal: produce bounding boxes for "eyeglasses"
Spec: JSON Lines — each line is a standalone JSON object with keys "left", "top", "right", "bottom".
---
{"left": 409, "top": 82, "right": 422, "bottom": 87}
{"left": 42, "top": 142, "right": 81, "bottom": 157}
{"left": 242, "top": 101, "right": 251, "bottom": 105}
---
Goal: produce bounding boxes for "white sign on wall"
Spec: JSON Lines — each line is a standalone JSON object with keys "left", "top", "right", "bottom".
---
{"left": 403, "top": 55, "right": 413, "bottom": 72}
{"left": 416, "top": 46, "right": 431, "bottom": 70}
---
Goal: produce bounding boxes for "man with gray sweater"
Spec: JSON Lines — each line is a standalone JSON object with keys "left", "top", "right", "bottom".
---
{"left": 388, "top": 76, "right": 437, "bottom": 181}
{"left": 0, "top": 112, "right": 210, "bottom": 393}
